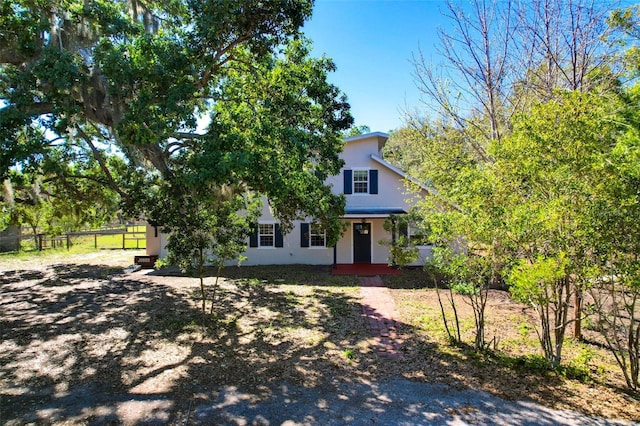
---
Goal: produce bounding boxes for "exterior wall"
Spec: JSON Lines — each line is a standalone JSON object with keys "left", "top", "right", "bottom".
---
{"left": 334, "top": 218, "right": 391, "bottom": 265}
{"left": 150, "top": 217, "right": 427, "bottom": 266}
{"left": 241, "top": 218, "right": 334, "bottom": 266}
{"left": 371, "top": 219, "right": 392, "bottom": 263}
{"left": 409, "top": 245, "right": 434, "bottom": 267}
{"left": 148, "top": 132, "right": 430, "bottom": 266}
{"left": 326, "top": 139, "right": 417, "bottom": 214}
{"left": 146, "top": 225, "right": 161, "bottom": 257}
{"left": 242, "top": 217, "right": 394, "bottom": 266}
{"left": 336, "top": 221, "right": 352, "bottom": 263}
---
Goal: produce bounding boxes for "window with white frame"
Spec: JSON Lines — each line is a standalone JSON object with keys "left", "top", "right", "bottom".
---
{"left": 353, "top": 170, "right": 368, "bottom": 193}
{"left": 409, "top": 226, "right": 431, "bottom": 246}
{"left": 310, "top": 223, "right": 326, "bottom": 247}
{"left": 259, "top": 223, "right": 275, "bottom": 247}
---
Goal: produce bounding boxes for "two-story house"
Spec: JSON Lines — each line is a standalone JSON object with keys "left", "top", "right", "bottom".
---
{"left": 144, "top": 132, "right": 431, "bottom": 268}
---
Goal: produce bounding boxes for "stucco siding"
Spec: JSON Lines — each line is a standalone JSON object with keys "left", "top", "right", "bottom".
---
{"left": 336, "top": 221, "right": 353, "bottom": 263}
{"left": 371, "top": 219, "right": 391, "bottom": 264}
{"left": 147, "top": 132, "right": 430, "bottom": 267}
{"left": 242, "top": 221, "right": 334, "bottom": 265}
{"left": 409, "top": 245, "right": 434, "bottom": 267}
{"left": 146, "top": 225, "right": 161, "bottom": 257}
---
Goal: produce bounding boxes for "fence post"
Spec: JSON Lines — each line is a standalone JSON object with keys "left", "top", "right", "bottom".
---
{"left": 122, "top": 233, "right": 125, "bottom": 250}
{"left": 67, "top": 234, "right": 70, "bottom": 250}
{"left": 94, "top": 233, "right": 97, "bottom": 249}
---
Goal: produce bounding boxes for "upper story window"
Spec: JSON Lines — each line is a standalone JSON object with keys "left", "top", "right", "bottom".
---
{"left": 353, "top": 170, "right": 369, "bottom": 194}
{"left": 343, "top": 169, "right": 378, "bottom": 195}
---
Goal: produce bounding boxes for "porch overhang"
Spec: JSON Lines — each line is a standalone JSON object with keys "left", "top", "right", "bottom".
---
{"left": 342, "top": 207, "right": 407, "bottom": 219}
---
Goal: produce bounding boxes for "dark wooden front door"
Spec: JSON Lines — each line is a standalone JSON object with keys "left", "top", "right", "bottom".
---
{"left": 353, "top": 222, "right": 371, "bottom": 263}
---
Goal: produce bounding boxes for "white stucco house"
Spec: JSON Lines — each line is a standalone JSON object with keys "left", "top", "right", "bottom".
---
{"left": 144, "top": 132, "right": 432, "bottom": 268}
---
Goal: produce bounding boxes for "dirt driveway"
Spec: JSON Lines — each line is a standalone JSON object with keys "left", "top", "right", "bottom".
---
{"left": 0, "top": 251, "right": 637, "bottom": 425}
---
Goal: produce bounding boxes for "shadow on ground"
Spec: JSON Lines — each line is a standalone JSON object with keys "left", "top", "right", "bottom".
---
{"left": 0, "top": 262, "right": 636, "bottom": 424}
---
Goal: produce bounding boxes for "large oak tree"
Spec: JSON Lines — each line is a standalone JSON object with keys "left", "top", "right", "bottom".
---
{"left": 0, "top": 0, "right": 352, "bottom": 243}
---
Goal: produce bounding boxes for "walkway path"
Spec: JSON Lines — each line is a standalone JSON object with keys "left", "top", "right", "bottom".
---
{"left": 358, "top": 275, "right": 403, "bottom": 359}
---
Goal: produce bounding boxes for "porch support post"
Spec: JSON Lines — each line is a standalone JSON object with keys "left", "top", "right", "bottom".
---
{"left": 391, "top": 215, "right": 396, "bottom": 244}
{"left": 333, "top": 244, "right": 337, "bottom": 269}
{"left": 390, "top": 215, "right": 397, "bottom": 267}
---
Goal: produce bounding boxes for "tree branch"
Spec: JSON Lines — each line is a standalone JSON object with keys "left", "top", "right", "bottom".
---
{"left": 75, "top": 125, "right": 129, "bottom": 201}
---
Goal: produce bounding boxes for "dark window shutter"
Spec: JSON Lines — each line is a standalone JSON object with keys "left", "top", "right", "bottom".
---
{"left": 301, "top": 223, "right": 310, "bottom": 247}
{"left": 249, "top": 229, "right": 258, "bottom": 247}
{"left": 344, "top": 170, "right": 353, "bottom": 194}
{"left": 369, "top": 170, "right": 378, "bottom": 194}
{"left": 275, "top": 224, "right": 284, "bottom": 248}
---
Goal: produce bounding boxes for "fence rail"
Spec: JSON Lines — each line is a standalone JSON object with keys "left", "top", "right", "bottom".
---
{"left": 0, "top": 230, "right": 146, "bottom": 253}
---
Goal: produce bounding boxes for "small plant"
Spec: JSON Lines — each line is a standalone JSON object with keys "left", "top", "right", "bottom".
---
{"left": 518, "top": 322, "right": 531, "bottom": 337}
{"left": 517, "top": 354, "right": 551, "bottom": 372}
{"left": 380, "top": 214, "right": 419, "bottom": 268}
{"left": 342, "top": 348, "right": 356, "bottom": 360}
{"left": 508, "top": 254, "right": 572, "bottom": 369}
{"left": 563, "top": 348, "right": 594, "bottom": 382}
{"left": 283, "top": 290, "right": 299, "bottom": 307}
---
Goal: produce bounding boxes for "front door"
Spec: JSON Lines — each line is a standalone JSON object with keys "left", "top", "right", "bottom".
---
{"left": 353, "top": 222, "right": 371, "bottom": 263}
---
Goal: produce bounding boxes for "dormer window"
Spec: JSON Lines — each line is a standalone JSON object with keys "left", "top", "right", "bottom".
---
{"left": 353, "top": 170, "right": 368, "bottom": 193}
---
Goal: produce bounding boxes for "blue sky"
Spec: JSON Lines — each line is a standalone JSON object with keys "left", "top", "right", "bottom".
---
{"left": 303, "top": 0, "right": 447, "bottom": 133}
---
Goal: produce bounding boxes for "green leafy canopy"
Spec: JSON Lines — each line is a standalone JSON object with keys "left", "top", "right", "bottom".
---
{"left": 1, "top": 1, "right": 353, "bottom": 258}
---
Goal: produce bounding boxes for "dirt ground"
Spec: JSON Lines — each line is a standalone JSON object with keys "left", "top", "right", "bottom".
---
{"left": 1, "top": 251, "right": 639, "bottom": 424}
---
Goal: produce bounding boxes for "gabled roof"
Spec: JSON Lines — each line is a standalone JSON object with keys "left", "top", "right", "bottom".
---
{"left": 343, "top": 131, "right": 389, "bottom": 143}
{"left": 344, "top": 132, "right": 389, "bottom": 152}
{"left": 369, "top": 154, "right": 431, "bottom": 194}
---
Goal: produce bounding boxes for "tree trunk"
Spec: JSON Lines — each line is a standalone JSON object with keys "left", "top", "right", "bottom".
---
{"left": 31, "top": 224, "right": 38, "bottom": 249}
{"left": 200, "top": 275, "right": 206, "bottom": 315}
{"left": 209, "top": 266, "right": 222, "bottom": 316}
{"left": 573, "top": 288, "right": 582, "bottom": 340}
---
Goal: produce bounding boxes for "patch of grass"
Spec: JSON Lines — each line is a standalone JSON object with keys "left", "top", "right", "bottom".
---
{"left": 0, "top": 239, "right": 147, "bottom": 263}
{"left": 327, "top": 299, "right": 353, "bottom": 316}
{"left": 491, "top": 353, "right": 551, "bottom": 373}
{"left": 161, "top": 316, "right": 198, "bottom": 334}
{"left": 489, "top": 350, "right": 593, "bottom": 383}
{"left": 562, "top": 348, "right": 594, "bottom": 382}
{"left": 499, "top": 336, "right": 538, "bottom": 354}
{"left": 342, "top": 348, "right": 356, "bottom": 360}
{"left": 92, "top": 233, "right": 146, "bottom": 250}
{"left": 313, "top": 288, "right": 354, "bottom": 316}
{"left": 384, "top": 267, "right": 435, "bottom": 289}
{"left": 0, "top": 244, "right": 97, "bottom": 261}
{"left": 517, "top": 354, "right": 551, "bottom": 372}
{"left": 239, "top": 277, "right": 263, "bottom": 287}
{"left": 518, "top": 322, "right": 532, "bottom": 337}
{"left": 283, "top": 290, "right": 299, "bottom": 306}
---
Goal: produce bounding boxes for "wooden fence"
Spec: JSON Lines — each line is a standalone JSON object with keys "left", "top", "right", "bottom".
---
{"left": 0, "top": 229, "right": 146, "bottom": 253}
